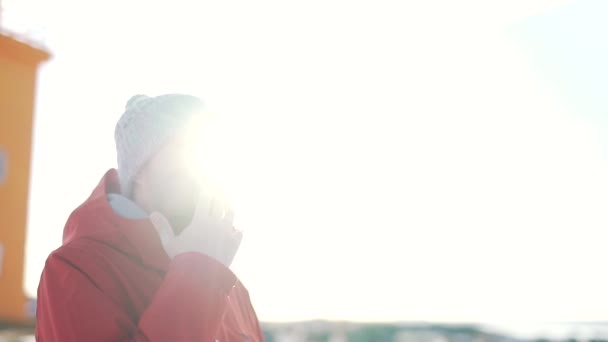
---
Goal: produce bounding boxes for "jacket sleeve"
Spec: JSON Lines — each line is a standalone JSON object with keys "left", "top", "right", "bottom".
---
{"left": 35, "top": 251, "right": 236, "bottom": 342}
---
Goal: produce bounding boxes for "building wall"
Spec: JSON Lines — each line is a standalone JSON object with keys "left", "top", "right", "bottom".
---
{"left": 0, "top": 33, "right": 48, "bottom": 324}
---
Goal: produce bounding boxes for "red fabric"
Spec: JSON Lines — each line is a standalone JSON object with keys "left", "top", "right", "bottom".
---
{"left": 36, "top": 169, "right": 264, "bottom": 342}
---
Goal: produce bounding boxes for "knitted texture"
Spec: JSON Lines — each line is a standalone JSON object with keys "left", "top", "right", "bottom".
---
{"left": 114, "top": 94, "right": 204, "bottom": 195}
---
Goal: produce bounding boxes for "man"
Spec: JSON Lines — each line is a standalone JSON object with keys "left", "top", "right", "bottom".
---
{"left": 36, "top": 94, "right": 263, "bottom": 341}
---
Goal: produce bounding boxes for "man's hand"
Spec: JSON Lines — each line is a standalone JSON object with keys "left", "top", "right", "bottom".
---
{"left": 149, "top": 195, "right": 242, "bottom": 267}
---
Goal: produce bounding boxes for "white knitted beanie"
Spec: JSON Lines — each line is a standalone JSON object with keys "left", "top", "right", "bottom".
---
{"left": 114, "top": 94, "right": 204, "bottom": 196}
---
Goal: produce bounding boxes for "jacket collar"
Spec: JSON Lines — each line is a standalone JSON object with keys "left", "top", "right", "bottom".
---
{"left": 65, "top": 169, "right": 170, "bottom": 273}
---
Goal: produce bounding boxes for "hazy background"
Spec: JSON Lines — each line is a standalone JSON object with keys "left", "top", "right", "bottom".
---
{"left": 3, "top": 0, "right": 608, "bottom": 333}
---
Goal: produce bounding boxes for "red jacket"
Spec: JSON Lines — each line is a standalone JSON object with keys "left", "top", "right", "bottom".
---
{"left": 36, "top": 169, "right": 263, "bottom": 341}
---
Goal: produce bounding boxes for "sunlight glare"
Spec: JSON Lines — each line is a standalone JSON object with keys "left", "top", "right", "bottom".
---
{"left": 185, "top": 113, "right": 242, "bottom": 214}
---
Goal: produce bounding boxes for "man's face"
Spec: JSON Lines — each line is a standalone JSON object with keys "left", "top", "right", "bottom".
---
{"left": 136, "top": 136, "right": 199, "bottom": 234}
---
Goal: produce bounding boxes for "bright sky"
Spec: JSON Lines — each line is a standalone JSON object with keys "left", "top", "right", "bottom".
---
{"left": 4, "top": 0, "right": 608, "bottom": 324}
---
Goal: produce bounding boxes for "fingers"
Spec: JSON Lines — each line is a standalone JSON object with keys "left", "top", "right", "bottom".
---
{"left": 223, "top": 229, "right": 243, "bottom": 266}
{"left": 208, "top": 197, "right": 224, "bottom": 220}
{"left": 209, "top": 193, "right": 234, "bottom": 223}
{"left": 224, "top": 207, "right": 235, "bottom": 225}
{"left": 191, "top": 191, "right": 214, "bottom": 223}
{"left": 232, "top": 229, "right": 243, "bottom": 249}
{"left": 191, "top": 176, "right": 235, "bottom": 224}
{"left": 149, "top": 212, "right": 175, "bottom": 245}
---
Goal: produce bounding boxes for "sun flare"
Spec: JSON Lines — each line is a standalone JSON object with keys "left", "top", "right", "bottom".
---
{"left": 185, "top": 113, "right": 241, "bottom": 213}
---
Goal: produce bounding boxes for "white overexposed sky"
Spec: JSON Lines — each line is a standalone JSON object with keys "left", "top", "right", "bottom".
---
{"left": 3, "top": 0, "right": 608, "bottom": 324}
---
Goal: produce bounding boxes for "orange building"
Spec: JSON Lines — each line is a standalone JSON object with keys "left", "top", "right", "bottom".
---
{"left": 0, "top": 32, "right": 49, "bottom": 326}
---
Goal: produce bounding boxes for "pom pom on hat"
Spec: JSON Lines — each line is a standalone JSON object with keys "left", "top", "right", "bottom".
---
{"left": 114, "top": 93, "right": 204, "bottom": 196}
{"left": 125, "top": 94, "right": 150, "bottom": 110}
